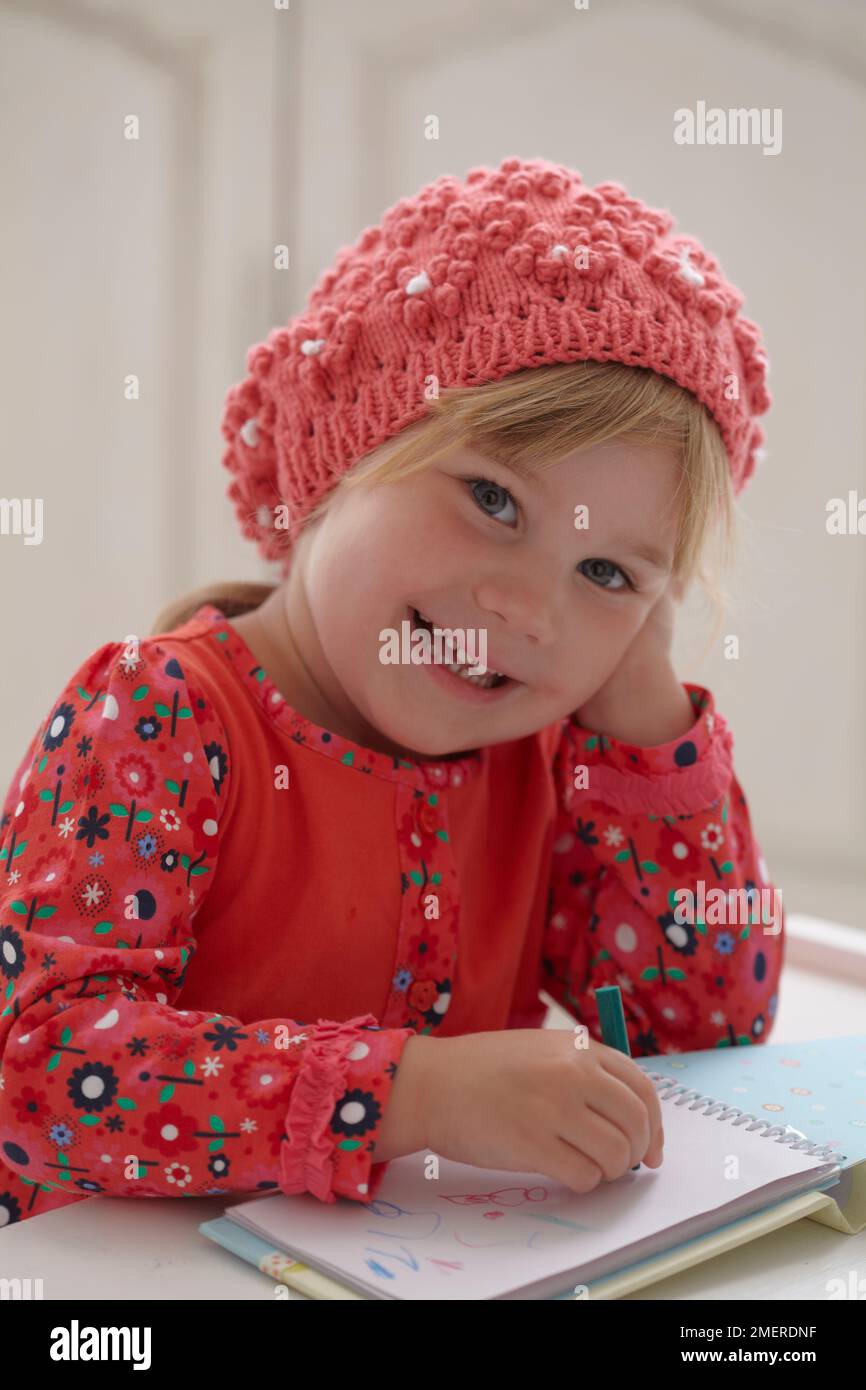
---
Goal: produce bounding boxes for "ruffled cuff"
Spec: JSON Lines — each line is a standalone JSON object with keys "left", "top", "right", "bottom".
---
{"left": 280, "top": 1014, "right": 414, "bottom": 1205}
{"left": 565, "top": 683, "right": 734, "bottom": 816}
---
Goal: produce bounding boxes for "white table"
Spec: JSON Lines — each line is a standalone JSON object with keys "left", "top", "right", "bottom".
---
{"left": 3, "top": 915, "right": 866, "bottom": 1300}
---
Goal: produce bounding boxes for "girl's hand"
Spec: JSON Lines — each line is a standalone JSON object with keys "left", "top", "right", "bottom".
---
{"left": 374, "top": 1030, "right": 664, "bottom": 1188}
{"left": 418, "top": 1029, "right": 662, "bottom": 1187}
{"left": 574, "top": 575, "right": 692, "bottom": 743}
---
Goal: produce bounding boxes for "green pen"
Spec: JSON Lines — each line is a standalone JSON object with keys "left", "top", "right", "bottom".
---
{"left": 594, "top": 985, "right": 641, "bottom": 1169}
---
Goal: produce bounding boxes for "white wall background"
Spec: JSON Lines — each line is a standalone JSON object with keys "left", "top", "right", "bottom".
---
{"left": 1, "top": 0, "right": 865, "bottom": 923}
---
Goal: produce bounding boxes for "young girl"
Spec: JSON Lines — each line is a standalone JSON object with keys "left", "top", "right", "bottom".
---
{"left": 0, "top": 156, "right": 780, "bottom": 1229}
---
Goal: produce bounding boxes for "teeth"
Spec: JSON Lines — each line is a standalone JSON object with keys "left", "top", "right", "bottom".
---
{"left": 414, "top": 610, "right": 507, "bottom": 683}
{"left": 455, "top": 665, "right": 504, "bottom": 688}
{"left": 448, "top": 663, "right": 504, "bottom": 680}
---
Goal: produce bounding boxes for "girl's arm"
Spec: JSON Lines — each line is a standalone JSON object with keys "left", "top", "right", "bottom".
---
{"left": 0, "top": 637, "right": 417, "bottom": 1226}
{"left": 540, "top": 684, "right": 785, "bottom": 1055}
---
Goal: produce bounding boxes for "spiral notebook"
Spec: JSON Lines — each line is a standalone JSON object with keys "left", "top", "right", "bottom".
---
{"left": 201, "top": 1057, "right": 856, "bottom": 1301}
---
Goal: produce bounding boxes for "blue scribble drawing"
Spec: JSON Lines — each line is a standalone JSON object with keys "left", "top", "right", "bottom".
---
{"left": 365, "top": 1214, "right": 441, "bottom": 1239}
{"left": 363, "top": 1244, "right": 420, "bottom": 1280}
{"left": 364, "top": 1199, "right": 407, "bottom": 1217}
{"left": 363, "top": 1197, "right": 442, "bottom": 1240}
{"left": 365, "top": 1259, "right": 396, "bottom": 1280}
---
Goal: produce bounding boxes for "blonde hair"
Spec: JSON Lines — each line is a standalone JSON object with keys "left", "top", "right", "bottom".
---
{"left": 151, "top": 361, "right": 738, "bottom": 656}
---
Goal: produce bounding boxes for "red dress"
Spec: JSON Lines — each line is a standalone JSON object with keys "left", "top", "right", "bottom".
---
{"left": 0, "top": 603, "right": 784, "bottom": 1226}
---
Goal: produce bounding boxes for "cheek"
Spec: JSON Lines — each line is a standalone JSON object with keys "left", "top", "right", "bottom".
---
{"left": 307, "top": 542, "right": 403, "bottom": 674}
{"left": 563, "top": 599, "right": 641, "bottom": 675}
{"left": 325, "top": 494, "right": 427, "bottom": 593}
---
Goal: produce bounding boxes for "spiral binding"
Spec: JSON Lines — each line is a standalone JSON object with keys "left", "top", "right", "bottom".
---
{"left": 643, "top": 1070, "right": 848, "bottom": 1164}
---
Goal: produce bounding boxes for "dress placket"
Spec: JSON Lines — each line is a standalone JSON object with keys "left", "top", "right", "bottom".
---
{"left": 196, "top": 605, "right": 486, "bottom": 1037}
{"left": 381, "top": 770, "right": 464, "bottom": 1032}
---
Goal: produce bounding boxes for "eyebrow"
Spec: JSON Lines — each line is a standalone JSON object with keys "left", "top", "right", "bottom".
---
{"left": 483, "top": 458, "right": 674, "bottom": 573}
{"left": 610, "top": 538, "right": 673, "bottom": 572}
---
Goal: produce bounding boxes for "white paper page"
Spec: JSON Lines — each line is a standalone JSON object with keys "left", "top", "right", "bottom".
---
{"left": 230, "top": 1101, "right": 835, "bottom": 1300}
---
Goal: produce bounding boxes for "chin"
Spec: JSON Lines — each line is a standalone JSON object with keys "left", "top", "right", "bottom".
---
{"left": 360, "top": 700, "right": 467, "bottom": 757}
{"left": 361, "top": 677, "right": 544, "bottom": 759}
{"left": 377, "top": 719, "right": 465, "bottom": 759}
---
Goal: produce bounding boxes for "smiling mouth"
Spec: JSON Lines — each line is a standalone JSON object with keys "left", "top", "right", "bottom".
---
{"left": 410, "top": 608, "right": 513, "bottom": 690}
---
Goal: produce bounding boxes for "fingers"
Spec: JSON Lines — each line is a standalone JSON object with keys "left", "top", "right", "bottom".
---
{"left": 553, "top": 1097, "right": 653, "bottom": 1192}
{"left": 548, "top": 1137, "right": 605, "bottom": 1195}
{"left": 581, "top": 1076, "right": 653, "bottom": 1170}
{"left": 596, "top": 1047, "right": 665, "bottom": 1158}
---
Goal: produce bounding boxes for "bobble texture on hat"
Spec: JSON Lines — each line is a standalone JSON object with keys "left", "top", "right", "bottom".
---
{"left": 221, "top": 156, "right": 771, "bottom": 566}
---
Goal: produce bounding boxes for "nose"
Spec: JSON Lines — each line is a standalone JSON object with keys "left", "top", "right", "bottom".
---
{"left": 473, "top": 579, "right": 556, "bottom": 645}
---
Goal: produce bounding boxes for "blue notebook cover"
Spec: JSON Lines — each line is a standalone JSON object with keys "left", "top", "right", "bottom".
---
{"left": 634, "top": 1032, "right": 866, "bottom": 1167}
{"left": 200, "top": 1216, "right": 287, "bottom": 1279}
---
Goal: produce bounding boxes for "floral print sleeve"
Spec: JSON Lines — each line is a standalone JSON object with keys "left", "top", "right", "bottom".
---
{"left": 0, "top": 636, "right": 412, "bottom": 1228}
{"left": 542, "top": 684, "right": 785, "bottom": 1056}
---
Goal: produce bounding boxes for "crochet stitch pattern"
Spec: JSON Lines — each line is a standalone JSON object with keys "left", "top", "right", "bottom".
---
{"left": 221, "top": 156, "right": 771, "bottom": 567}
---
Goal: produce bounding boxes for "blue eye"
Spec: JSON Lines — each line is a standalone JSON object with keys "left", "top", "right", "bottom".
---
{"left": 461, "top": 476, "right": 637, "bottom": 592}
{"left": 466, "top": 477, "right": 519, "bottom": 526}
{"left": 579, "top": 559, "right": 636, "bottom": 592}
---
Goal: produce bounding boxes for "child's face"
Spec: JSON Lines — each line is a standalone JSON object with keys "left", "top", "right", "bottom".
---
{"left": 285, "top": 439, "right": 682, "bottom": 759}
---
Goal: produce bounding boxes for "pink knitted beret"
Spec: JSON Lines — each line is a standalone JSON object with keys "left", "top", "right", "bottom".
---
{"left": 221, "top": 156, "right": 771, "bottom": 568}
